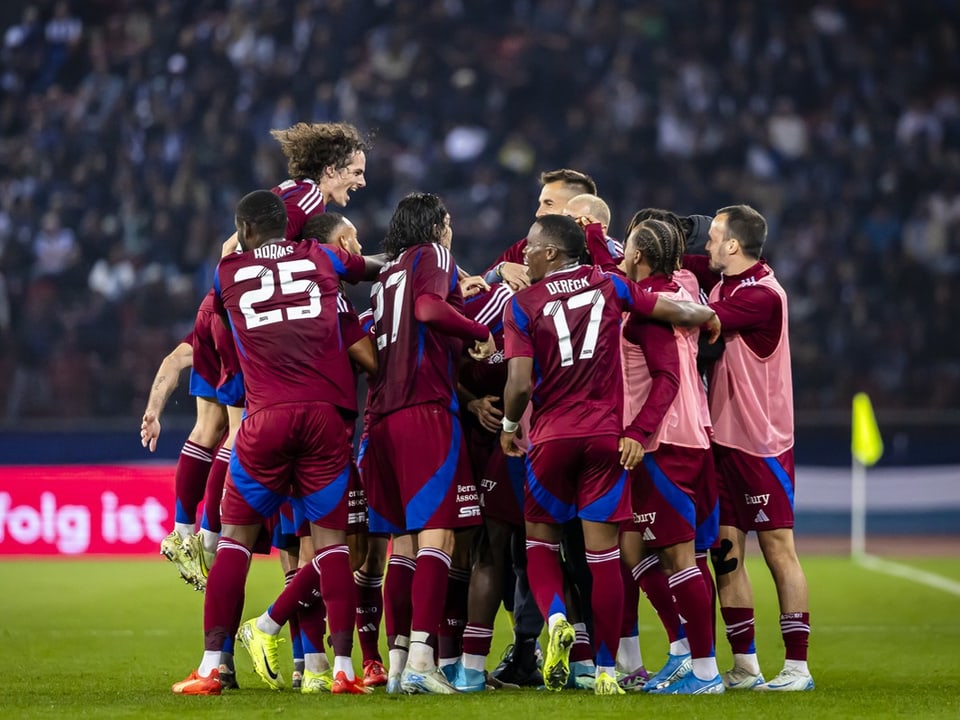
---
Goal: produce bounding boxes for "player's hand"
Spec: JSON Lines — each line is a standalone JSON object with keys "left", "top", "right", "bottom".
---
{"left": 459, "top": 274, "right": 490, "bottom": 298}
{"left": 499, "top": 262, "right": 530, "bottom": 291}
{"left": 575, "top": 215, "right": 600, "bottom": 229}
{"left": 467, "top": 395, "right": 503, "bottom": 433}
{"left": 468, "top": 333, "right": 497, "bottom": 361}
{"left": 703, "top": 312, "right": 721, "bottom": 344}
{"left": 618, "top": 436, "right": 645, "bottom": 470}
{"left": 141, "top": 412, "right": 161, "bottom": 453}
{"left": 501, "top": 429, "right": 526, "bottom": 457}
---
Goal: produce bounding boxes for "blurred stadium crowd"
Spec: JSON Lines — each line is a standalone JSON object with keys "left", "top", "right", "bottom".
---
{"left": 1, "top": 0, "right": 958, "bottom": 419}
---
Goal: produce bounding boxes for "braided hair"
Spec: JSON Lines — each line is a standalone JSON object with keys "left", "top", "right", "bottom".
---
{"left": 629, "top": 219, "right": 684, "bottom": 276}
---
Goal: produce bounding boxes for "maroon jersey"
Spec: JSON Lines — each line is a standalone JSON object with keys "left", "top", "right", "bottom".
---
{"left": 503, "top": 265, "right": 658, "bottom": 444}
{"left": 272, "top": 178, "right": 326, "bottom": 241}
{"left": 460, "top": 282, "right": 513, "bottom": 399}
{"left": 367, "top": 243, "right": 472, "bottom": 420}
{"left": 214, "top": 239, "right": 365, "bottom": 416}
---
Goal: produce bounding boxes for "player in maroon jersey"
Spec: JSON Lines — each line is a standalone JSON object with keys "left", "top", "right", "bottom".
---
{"left": 499, "top": 214, "right": 719, "bottom": 695}
{"left": 360, "top": 192, "right": 494, "bottom": 694}
{"left": 172, "top": 190, "right": 382, "bottom": 697}
{"left": 485, "top": 169, "right": 598, "bottom": 290}
{"left": 270, "top": 121, "right": 367, "bottom": 241}
{"left": 141, "top": 289, "right": 243, "bottom": 592}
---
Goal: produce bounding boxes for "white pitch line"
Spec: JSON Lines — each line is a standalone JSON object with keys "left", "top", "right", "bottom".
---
{"left": 856, "top": 553, "right": 960, "bottom": 596}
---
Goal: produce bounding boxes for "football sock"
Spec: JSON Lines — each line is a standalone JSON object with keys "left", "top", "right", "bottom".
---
{"left": 781, "top": 611, "right": 811, "bottom": 662}
{"left": 634, "top": 555, "right": 683, "bottom": 643}
{"left": 668, "top": 565, "right": 716, "bottom": 680}
{"left": 438, "top": 566, "right": 470, "bottom": 664}
{"left": 203, "top": 538, "right": 250, "bottom": 651}
{"left": 586, "top": 547, "right": 622, "bottom": 673}
{"left": 314, "top": 544, "right": 356, "bottom": 662}
{"left": 722, "top": 606, "right": 757, "bottom": 656}
{"left": 174, "top": 440, "right": 213, "bottom": 531}
{"left": 385, "top": 555, "right": 416, "bottom": 654}
{"left": 355, "top": 570, "right": 384, "bottom": 663}
{"left": 409, "top": 547, "right": 452, "bottom": 669}
{"left": 525, "top": 539, "right": 566, "bottom": 626}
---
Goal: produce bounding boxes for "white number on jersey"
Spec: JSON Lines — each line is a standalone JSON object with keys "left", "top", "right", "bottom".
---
{"left": 543, "top": 289, "right": 605, "bottom": 367}
{"left": 235, "top": 259, "right": 321, "bottom": 329}
{"left": 371, "top": 269, "right": 407, "bottom": 350}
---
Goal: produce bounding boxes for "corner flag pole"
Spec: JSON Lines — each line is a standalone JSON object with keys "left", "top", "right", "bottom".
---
{"left": 851, "top": 393, "right": 883, "bottom": 559}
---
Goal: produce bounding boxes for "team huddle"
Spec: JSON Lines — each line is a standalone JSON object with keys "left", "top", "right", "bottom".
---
{"left": 140, "top": 121, "right": 813, "bottom": 698}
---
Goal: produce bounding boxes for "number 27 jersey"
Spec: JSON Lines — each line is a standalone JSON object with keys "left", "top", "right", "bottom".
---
{"left": 366, "top": 243, "right": 464, "bottom": 421}
{"left": 503, "top": 264, "right": 658, "bottom": 444}
{"left": 214, "top": 240, "right": 366, "bottom": 416}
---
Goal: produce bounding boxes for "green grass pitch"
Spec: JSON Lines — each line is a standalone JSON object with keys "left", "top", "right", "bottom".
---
{"left": 1, "top": 554, "right": 958, "bottom": 719}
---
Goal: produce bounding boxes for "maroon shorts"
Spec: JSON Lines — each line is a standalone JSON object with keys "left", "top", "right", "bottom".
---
{"left": 346, "top": 461, "right": 368, "bottom": 535}
{"left": 715, "top": 444, "right": 796, "bottom": 531}
{"left": 221, "top": 402, "right": 352, "bottom": 531}
{"left": 524, "top": 434, "right": 631, "bottom": 525}
{"left": 478, "top": 442, "right": 525, "bottom": 527}
{"left": 189, "top": 309, "right": 243, "bottom": 406}
{"left": 362, "top": 404, "right": 481, "bottom": 534}
{"left": 621, "top": 443, "right": 710, "bottom": 548}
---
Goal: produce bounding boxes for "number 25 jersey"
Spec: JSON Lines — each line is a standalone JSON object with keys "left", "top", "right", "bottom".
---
{"left": 214, "top": 240, "right": 367, "bottom": 416}
{"left": 503, "top": 264, "right": 658, "bottom": 444}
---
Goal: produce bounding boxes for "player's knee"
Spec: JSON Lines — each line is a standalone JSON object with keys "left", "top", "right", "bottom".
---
{"left": 710, "top": 538, "right": 740, "bottom": 576}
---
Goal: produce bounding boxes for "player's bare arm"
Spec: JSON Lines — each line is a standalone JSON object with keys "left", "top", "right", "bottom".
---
{"left": 500, "top": 356, "right": 533, "bottom": 457}
{"left": 141, "top": 342, "right": 194, "bottom": 452}
{"left": 650, "top": 295, "right": 721, "bottom": 341}
{"left": 347, "top": 335, "right": 378, "bottom": 377}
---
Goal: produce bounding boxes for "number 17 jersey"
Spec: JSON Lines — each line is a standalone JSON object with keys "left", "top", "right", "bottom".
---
{"left": 503, "top": 264, "right": 658, "bottom": 444}
{"left": 214, "top": 239, "right": 367, "bottom": 416}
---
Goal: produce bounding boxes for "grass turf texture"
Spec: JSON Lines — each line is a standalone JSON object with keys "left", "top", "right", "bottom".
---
{"left": 1, "top": 555, "right": 958, "bottom": 719}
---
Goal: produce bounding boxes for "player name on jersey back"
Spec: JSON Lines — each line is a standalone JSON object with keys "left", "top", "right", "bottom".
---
{"left": 544, "top": 276, "right": 590, "bottom": 295}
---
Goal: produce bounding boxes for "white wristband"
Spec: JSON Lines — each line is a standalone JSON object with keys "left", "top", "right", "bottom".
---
{"left": 501, "top": 417, "right": 519, "bottom": 433}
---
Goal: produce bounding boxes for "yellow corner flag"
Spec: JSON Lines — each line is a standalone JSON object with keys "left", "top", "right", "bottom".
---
{"left": 852, "top": 392, "right": 883, "bottom": 466}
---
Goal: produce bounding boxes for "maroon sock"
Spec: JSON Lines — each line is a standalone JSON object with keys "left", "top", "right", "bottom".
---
{"left": 204, "top": 537, "right": 250, "bottom": 651}
{"left": 268, "top": 559, "right": 322, "bottom": 626}
{"left": 411, "top": 548, "right": 451, "bottom": 641}
{"left": 634, "top": 555, "right": 682, "bottom": 642}
{"left": 355, "top": 569, "right": 384, "bottom": 663}
{"left": 668, "top": 566, "right": 713, "bottom": 661}
{"left": 781, "top": 612, "right": 810, "bottom": 661}
{"left": 298, "top": 591, "right": 328, "bottom": 654}
{"left": 586, "top": 547, "right": 622, "bottom": 668}
{"left": 620, "top": 560, "right": 640, "bottom": 638}
{"left": 174, "top": 440, "right": 213, "bottom": 526}
{"left": 438, "top": 566, "right": 470, "bottom": 661}
{"left": 525, "top": 539, "right": 566, "bottom": 620}
{"left": 315, "top": 544, "right": 356, "bottom": 659}
{"left": 385, "top": 554, "right": 416, "bottom": 649}
{"left": 721, "top": 606, "right": 756, "bottom": 655}
{"left": 696, "top": 552, "right": 717, "bottom": 647}
{"left": 200, "top": 446, "right": 230, "bottom": 533}
{"left": 283, "top": 569, "right": 302, "bottom": 660}
{"left": 570, "top": 624, "right": 594, "bottom": 663}
{"left": 462, "top": 623, "right": 494, "bottom": 658}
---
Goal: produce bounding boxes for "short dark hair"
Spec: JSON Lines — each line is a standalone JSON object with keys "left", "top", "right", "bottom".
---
{"left": 533, "top": 214, "right": 585, "bottom": 260}
{"left": 539, "top": 168, "right": 597, "bottom": 196}
{"left": 302, "top": 212, "right": 347, "bottom": 243}
{"left": 236, "top": 190, "right": 287, "bottom": 236}
{"left": 383, "top": 192, "right": 448, "bottom": 260}
{"left": 628, "top": 219, "right": 684, "bottom": 275}
{"left": 269, "top": 122, "right": 367, "bottom": 180}
{"left": 716, "top": 204, "right": 767, "bottom": 259}
{"left": 625, "top": 208, "right": 682, "bottom": 247}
